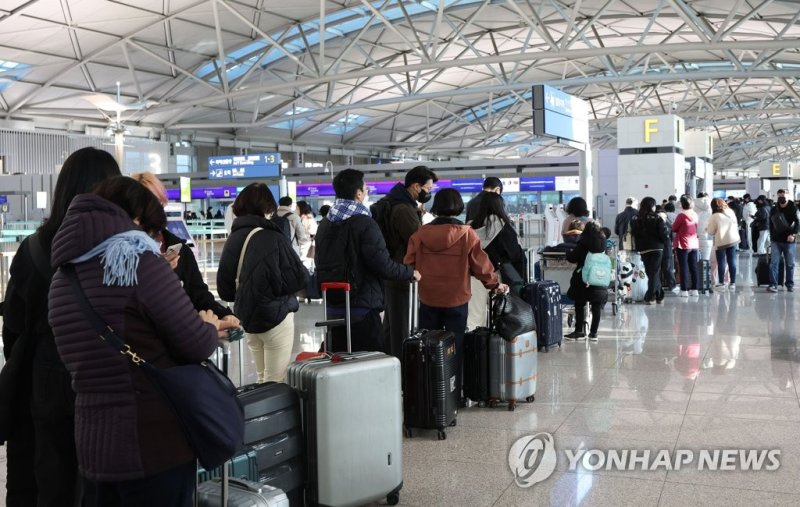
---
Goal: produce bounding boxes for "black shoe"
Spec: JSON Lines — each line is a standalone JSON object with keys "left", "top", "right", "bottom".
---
{"left": 588, "top": 333, "right": 598, "bottom": 341}
{"left": 564, "top": 331, "right": 586, "bottom": 340}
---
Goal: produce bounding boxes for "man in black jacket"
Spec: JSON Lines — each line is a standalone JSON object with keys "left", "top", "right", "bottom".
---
{"left": 316, "top": 169, "right": 420, "bottom": 352}
{"left": 614, "top": 197, "right": 638, "bottom": 251}
{"left": 767, "top": 191, "right": 798, "bottom": 292}
{"left": 465, "top": 177, "right": 503, "bottom": 222}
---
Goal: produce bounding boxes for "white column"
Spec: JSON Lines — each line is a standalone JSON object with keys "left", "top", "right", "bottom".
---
{"left": 578, "top": 145, "right": 593, "bottom": 213}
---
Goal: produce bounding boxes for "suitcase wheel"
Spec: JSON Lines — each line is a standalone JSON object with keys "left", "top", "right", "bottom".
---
{"left": 489, "top": 399, "right": 499, "bottom": 409}
{"left": 526, "top": 395, "right": 535, "bottom": 403}
{"left": 437, "top": 430, "right": 447, "bottom": 441}
{"left": 507, "top": 401, "right": 517, "bottom": 412}
{"left": 403, "top": 426, "right": 413, "bottom": 438}
{"left": 387, "top": 492, "right": 400, "bottom": 506}
{"left": 449, "top": 419, "right": 457, "bottom": 427}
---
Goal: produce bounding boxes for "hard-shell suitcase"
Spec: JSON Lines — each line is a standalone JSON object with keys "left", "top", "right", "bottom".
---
{"left": 523, "top": 281, "right": 562, "bottom": 352}
{"left": 488, "top": 330, "right": 537, "bottom": 411}
{"left": 698, "top": 259, "right": 713, "bottom": 294}
{"left": 402, "top": 281, "right": 458, "bottom": 441}
{"left": 238, "top": 382, "right": 301, "bottom": 446}
{"left": 756, "top": 253, "right": 784, "bottom": 286}
{"left": 197, "top": 478, "right": 289, "bottom": 507}
{"left": 463, "top": 327, "right": 491, "bottom": 404}
{"left": 287, "top": 283, "right": 403, "bottom": 507}
{"left": 197, "top": 450, "right": 259, "bottom": 483}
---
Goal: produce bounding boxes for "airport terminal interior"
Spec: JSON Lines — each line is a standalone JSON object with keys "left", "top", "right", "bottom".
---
{"left": 3, "top": 0, "right": 800, "bottom": 506}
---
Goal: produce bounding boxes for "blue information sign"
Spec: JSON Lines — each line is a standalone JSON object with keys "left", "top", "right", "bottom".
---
{"left": 532, "top": 85, "right": 589, "bottom": 144}
{"left": 450, "top": 179, "right": 484, "bottom": 193}
{"left": 0, "top": 195, "right": 6, "bottom": 204}
{"left": 208, "top": 153, "right": 281, "bottom": 179}
{"left": 520, "top": 177, "right": 556, "bottom": 192}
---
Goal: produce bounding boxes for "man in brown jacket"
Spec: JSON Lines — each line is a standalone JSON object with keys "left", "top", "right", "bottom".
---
{"left": 372, "top": 166, "right": 438, "bottom": 359}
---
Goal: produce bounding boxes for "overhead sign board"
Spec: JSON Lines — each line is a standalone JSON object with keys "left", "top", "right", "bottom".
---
{"left": 759, "top": 161, "right": 794, "bottom": 179}
{"left": 520, "top": 177, "right": 556, "bottom": 192}
{"left": 555, "top": 176, "right": 580, "bottom": 192}
{"left": 532, "top": 85, "right": 589, "bottom": 144}
{"left": 208, "top": 153, "right": 281, "bottom": 179}
{"left": 617, "top": 115, "right": 685, "bottom": 150}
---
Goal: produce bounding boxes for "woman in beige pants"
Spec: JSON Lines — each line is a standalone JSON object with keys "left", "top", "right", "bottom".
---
{"left": 217, "top": 183, "right": 309, "bottom": 383}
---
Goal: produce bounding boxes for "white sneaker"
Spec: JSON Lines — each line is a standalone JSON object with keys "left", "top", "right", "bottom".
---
{"left": 671, "top": 287, "right": 681, "bottom": 294}
{"left": 729, "top": 284, "right": 736, "bottom": 292}
{"left": 680, "top": 291, "right": 689, "bottom": 297}
{"left": 689, "top": 290, "right": 699, "bottom": 296}
{"left": 714, "top": 283, "right": 726, "bottom": 291}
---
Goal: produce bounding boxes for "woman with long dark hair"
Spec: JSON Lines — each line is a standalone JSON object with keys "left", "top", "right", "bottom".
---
{"left": 631, "top": 196, "right": 671, "bottom": 305}
{"left": 467, "top": 192, "right": 526, "bottom": 329}
{"left": 0, "top": 147, "right": 120, "bottom": 507}
{"left": 561, "top": 196, "right": 590, "bottom": 239}
{"left": 564, "top": 221, "right": 609, "bottom": 341}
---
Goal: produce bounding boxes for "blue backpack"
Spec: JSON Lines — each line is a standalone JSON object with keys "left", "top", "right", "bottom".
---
{"left": 582, "top": 252, "right": 612, "bottom": 287}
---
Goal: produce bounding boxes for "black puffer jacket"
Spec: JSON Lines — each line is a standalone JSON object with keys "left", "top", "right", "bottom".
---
{"left": 217, "top": 215, "right": 307, "bottom": 333}
{"left": 566, "top": 229, "right": 609, "bottom": 304}
{"left": 315, "top": 214, "right": 414, "bottom": 310}
{"left": 630, "top": 214, "right": 670, "bottom": 252}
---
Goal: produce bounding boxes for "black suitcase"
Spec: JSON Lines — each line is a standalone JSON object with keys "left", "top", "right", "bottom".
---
{"left": 756, "top": 254, "right": 785, "bottom": 286}
{"left": 523, "top": 281, "right": 562, "bottom": 352}
{"left": 463, "top": 327, "right": 491, "bottom": 403}
{"left": 402, "top": 282, "right": 458, "bottom": 440}
{"left": 697, "top": 259, "right": 712, "bottom": 294}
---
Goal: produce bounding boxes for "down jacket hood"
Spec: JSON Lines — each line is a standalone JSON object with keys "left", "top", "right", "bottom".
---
{"left": 51, "top": 194, "right": 139, "bottom": 268}
{"left": 415, "top": 218, "right": 469, "bottom": 252}
{"left": 387, "top": 182, "right": 417, "bottom": 206}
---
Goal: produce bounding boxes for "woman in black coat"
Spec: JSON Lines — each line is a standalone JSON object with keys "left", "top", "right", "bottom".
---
{"left": 565, "top": 221, "right": 609, "bottom": 341}
{"left": 470, "top": 192, "right": 527, "bottom": 289}
{"left": 630, "top": 197, "right": 672, "bottom": 304}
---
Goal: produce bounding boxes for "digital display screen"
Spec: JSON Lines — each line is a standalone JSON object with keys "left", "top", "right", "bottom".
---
{"left": 208, "top": 153, "right": 281, "bottom": 179}
{"left": 166, "top": 218, "right": 194, "bottom": 244}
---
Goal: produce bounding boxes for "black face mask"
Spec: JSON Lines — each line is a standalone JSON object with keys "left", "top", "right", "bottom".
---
{"left": 417, "top": 189, "right": 432, "bottom": 204}
{"left": 778, "top": 196, "right": 787, "bottom": 205}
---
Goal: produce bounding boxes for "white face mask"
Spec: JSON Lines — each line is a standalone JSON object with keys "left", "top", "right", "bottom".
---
{"left": 361, "top": 193, "right": 371, "bottom": 207}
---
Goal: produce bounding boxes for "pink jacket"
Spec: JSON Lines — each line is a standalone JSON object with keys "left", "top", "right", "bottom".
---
{"left": 672, "top": 210, "right": 700, "bottom": 250}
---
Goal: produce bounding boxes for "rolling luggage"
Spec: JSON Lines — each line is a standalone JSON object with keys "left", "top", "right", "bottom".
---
{"left": 402, "top": 282, "right": 459, "bottom": 441}
{"left": 698, "top": 259, "right": 712, "bottom": 294}
{"left": 463, "top": 327, "right": 491, "bottom": 404}
{"left": 197, "top": 478, "right": 289, "bottom": 507}
{"left": 756, "top": 253, "right": 784, "bottom": 286}
{"left": 522, "top": 281, "right": 562, "bottom": 352}
{"left": 287, "top": 282, "right": 403, "bottom": 507}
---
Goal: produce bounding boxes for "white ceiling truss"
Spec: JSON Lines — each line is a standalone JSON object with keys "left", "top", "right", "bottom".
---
{"left": 2, "top": 0, "right": 800, "bottom": 169}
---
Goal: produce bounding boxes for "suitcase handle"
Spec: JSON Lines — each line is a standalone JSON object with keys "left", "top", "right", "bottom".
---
{"left": 321, "top": 282, "right": 351, "bottom": 291}
{"left": 408, "top": 280, "right": 420, "bottom": 336}
{"left": 320, "top": 282, "right": 352, "bottom": 353}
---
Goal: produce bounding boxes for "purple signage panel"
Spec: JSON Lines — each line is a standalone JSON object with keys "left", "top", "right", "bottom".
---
{"left": 520, "top": 177, "right": 556, "bottom": 192}
{"left": 167, "top": 186, "right": 239, "bottom": 200}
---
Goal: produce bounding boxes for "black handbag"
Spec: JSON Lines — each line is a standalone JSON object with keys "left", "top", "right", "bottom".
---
{"left": 63, "top": 264, "right": 244, "bottom": 470}
{"left": 497, "top": 261, "right": 524, "bottom": 296}
{"left": 771, "top": 212, "right": 791, "bottom": 235}
{"left": 491, "top": 291, "right": 535, "bottom": 341}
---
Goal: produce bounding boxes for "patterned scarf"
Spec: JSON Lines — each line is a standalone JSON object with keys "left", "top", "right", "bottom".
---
{"left": 327, "top": 199, "right": 371, "bottom": 223}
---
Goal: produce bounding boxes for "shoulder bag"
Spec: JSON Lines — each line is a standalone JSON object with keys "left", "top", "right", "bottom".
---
{"left": 236, "top": 227, "right": 263, "bottom": 290}
{"left": 490, "top": 291, "right": 535, "bottom": 341}
{"left": 63, "top": 264, "right": 244, "bottom": 470}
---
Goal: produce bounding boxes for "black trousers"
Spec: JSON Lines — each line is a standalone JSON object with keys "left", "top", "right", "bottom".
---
{"left": 661, "top": 244, "right": 676, "bottom": 290}
{"left": 95, "top": 460, "right": 195, "bottom": 507}
{"left": 641, "top": 250, "right": 664, "bottom": 302}
{"left": 382, "top": 280, "right": 410, "bottom": 360}
{"left": 574, "top": 300, "right": 604, "bottom": 335}
{"left": 326, "top": 309, "right": 384, "bottom": 353}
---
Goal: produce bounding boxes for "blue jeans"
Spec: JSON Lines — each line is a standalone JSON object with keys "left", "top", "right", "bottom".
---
{"left": 418, "top": 302, "right": 468, "bottom": 396}
{"left": 714, "top": 245, "right": 738, "bottom": 284}
{"left": 770, "top": 242, "right": 795, "bottom": 288}
{"left": 676, "top": 249, "right": 699, "bottom": 291}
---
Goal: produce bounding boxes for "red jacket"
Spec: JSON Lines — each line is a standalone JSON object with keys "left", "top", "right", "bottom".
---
{"left": 404, "top": 218, "right": 498, "bottom": 308}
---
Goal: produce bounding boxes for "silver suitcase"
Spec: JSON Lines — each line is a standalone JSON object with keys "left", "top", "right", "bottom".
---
{"left": 489, "top": 331, "right": 537, "bottom": 410}
{"left": 287, "top": 282, "right": 403, "bottom": 507}
{"left": 197, "top": 478, "right": 289, "bottom": 506}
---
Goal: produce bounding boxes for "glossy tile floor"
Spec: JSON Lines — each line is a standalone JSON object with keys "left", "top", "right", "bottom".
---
{"left": 3, "top": 253, "right": 800, "bottom": 506}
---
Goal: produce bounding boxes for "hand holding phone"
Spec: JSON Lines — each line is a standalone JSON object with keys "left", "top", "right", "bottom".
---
{"left": 165, "top": 243, "right": 183, "bottom": 256}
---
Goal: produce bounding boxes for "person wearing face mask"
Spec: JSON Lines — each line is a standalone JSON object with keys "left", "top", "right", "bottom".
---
{"left": 371, "top": 166, "right": 439, "bottom": 360}
{"left": 767, "top": 189, "right": 799, "bottom": 293}
{"left": 217, "top": 183, "right": 308, "bottom": 382}
{"left": 314, "top": 169, "right": 421, "bottom": 352}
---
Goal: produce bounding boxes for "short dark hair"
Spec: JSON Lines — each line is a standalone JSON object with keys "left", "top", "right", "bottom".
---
{"left": 332, "top": 168, "right": 365, "bottom": 200}
{"left": 483, "top": 177, "right": 503, "bottom": 192}
{"left": 404, "top": 165, "right": 438, "bottom": 188}
{"left": 668, "top": 195, "right": 677, "bottom": 202}
{"left": 233, "top": 183, "right": 277, "bottom": 217}
{"left": 278, "top": 196, "right": 292, "bottom": 206}
{"left": 319, "top": 205, "right": 331, "bottom": 218}
{"left": 430, "top": 188, "right": 464, "bottom": 217}
{"left": 39, "top": 147, "right": 121, "bottom": 244}
{"left": 600, "top": 226, "right": 612, "bottom": 239}
{"left": 680, "top": 194, "right": 693, "bottom": 210}
{"left": 777, "top": 189, "right": 787, "bottom": 195}
{"left": 743, "top": 193, "right": 751, "bottom": 200}
{"left": 664, "top": 202, "right": 675, "bottom": 213}
{"left": 93, "top": 176, "right": 166, "bottom": 236}
{"left": 565, "top": 196, "right": 589, "bottom": 217}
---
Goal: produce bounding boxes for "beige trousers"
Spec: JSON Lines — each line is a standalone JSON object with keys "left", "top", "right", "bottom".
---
{"left": 246, "top": 313, "right": 295, "bottom": 383}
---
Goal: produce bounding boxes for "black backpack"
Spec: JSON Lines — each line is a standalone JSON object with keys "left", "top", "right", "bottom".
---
{"left": 370, "top": 198, "right": 394, "bottom": 248}
{"left": 314, "top": 217, "right": 362, "bottom": 305}
{"left": 270, "top": 215, "right": 291, "bottom": 240}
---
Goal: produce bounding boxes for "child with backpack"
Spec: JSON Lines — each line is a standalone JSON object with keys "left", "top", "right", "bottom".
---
{"left": 564, "top": 221, "right": 611, "bottom": 341}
